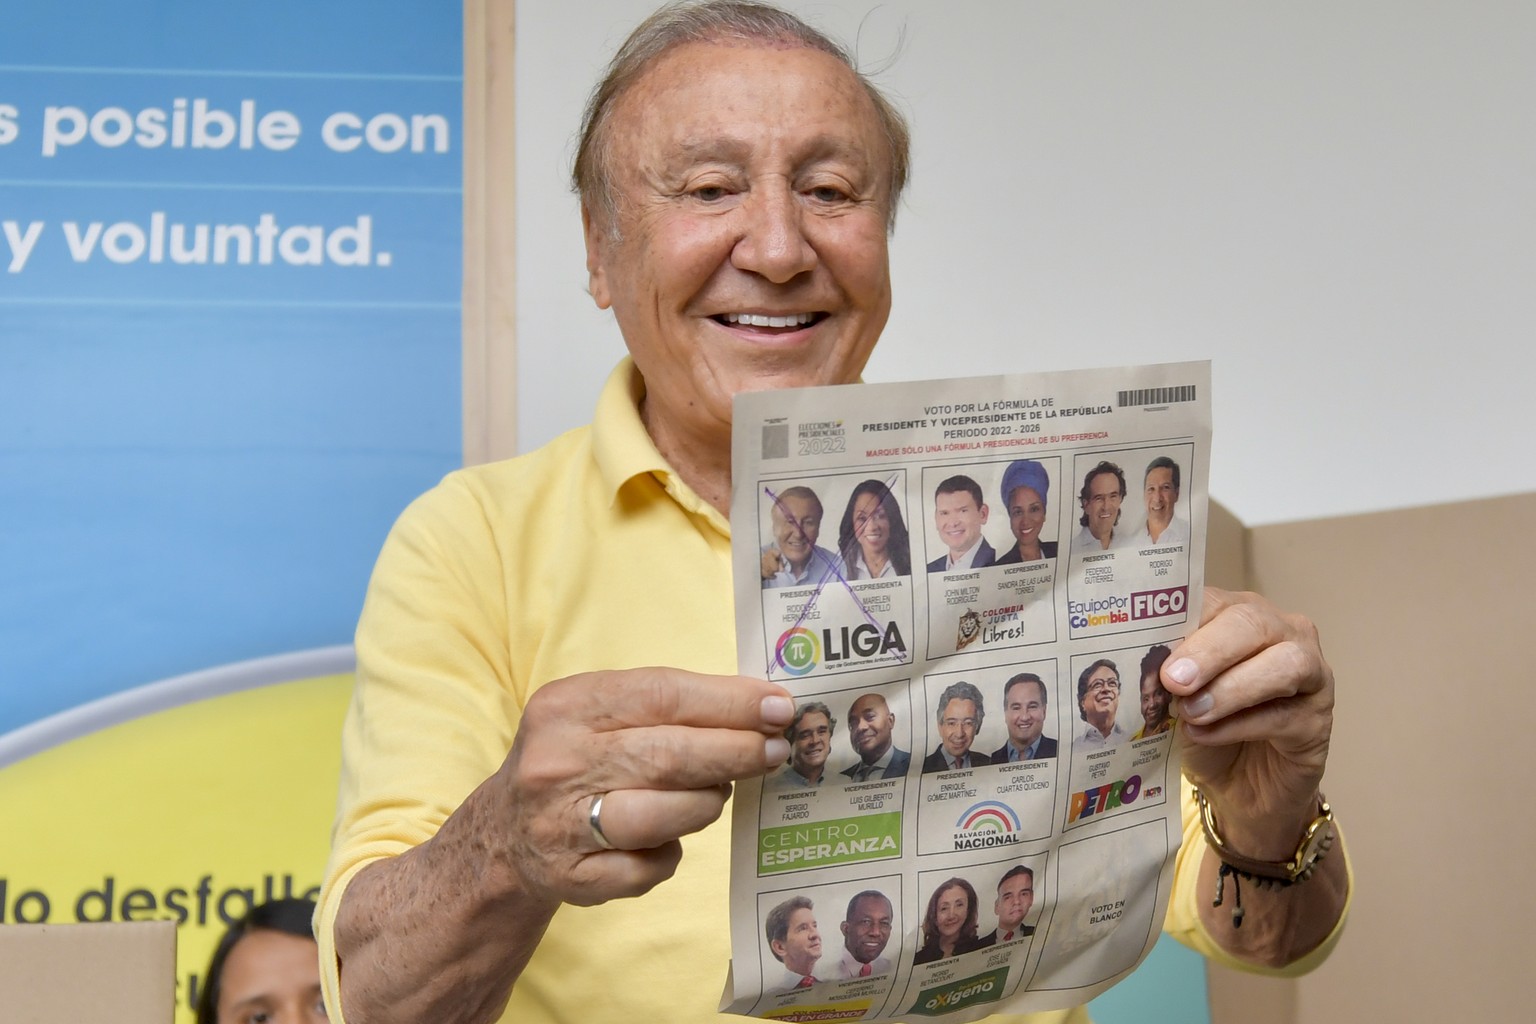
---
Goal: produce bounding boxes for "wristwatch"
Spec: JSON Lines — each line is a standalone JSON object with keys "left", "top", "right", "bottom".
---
{"left": 1194, "top": 788, "right": 1334, "bottom": 884}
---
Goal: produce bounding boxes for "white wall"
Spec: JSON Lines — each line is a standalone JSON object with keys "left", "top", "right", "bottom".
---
{"left": 515, "top": 1, "right": 1535, "bottom": 526}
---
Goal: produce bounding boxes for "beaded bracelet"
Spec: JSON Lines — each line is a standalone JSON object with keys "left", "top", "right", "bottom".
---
{"left": 1194, "top": 787, "right": 1335, "bottom": 929}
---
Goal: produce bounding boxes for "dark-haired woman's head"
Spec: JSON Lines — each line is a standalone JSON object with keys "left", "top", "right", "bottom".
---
{"left": 196, "top": 898, "right": 325, "bottom": 1024}
{"left": 837, "top": 479, "right": 912, "bottom": 576}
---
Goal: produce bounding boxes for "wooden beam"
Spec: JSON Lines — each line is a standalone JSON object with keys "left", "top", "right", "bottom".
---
{"left": 461, "top": 0, "right": 518, "bottom": 465}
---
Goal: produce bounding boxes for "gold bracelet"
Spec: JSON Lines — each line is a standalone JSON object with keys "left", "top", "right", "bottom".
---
{"left": 1194, "top": 787, "right": 1334, "bottom": 883}
{"left": 1195, "top": 788, "right": 1334, "bottom": 928}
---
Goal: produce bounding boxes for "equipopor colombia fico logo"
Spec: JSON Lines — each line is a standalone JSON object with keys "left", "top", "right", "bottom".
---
{"left": 952, "top": 801, "right": 1022, "bottom": 851}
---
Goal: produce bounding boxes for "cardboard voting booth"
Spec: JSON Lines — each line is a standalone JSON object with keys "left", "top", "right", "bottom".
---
{"left": 0, "top": 920, "right": 176, "bottom": 1023}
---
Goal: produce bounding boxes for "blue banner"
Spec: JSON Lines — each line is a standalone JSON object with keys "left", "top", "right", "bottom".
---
{"left": 1, "top": 4, "right": 461, "bottom": 731}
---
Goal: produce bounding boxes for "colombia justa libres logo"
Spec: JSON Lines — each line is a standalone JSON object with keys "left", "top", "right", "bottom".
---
{"left": 774, "top": 627, "right": 820, "bottom": 676}
{"left": 953, "top": 801, "right": 1022, "bottom": 850}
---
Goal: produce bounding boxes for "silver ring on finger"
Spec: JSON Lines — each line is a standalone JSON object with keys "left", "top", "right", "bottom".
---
{"left": 588, "top": 792, "right": 616, "bottom": 851}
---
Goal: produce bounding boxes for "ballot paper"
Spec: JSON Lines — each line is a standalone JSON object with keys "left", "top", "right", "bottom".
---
{"left": 723, "top": 362, "right": 1210, "bottom": 1023}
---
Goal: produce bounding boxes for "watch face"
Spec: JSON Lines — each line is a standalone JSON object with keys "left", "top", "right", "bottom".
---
{"left": 1294, "top": 813, "right": 1334, "bottom": 877}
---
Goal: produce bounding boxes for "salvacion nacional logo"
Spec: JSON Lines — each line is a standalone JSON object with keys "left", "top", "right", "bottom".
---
{"left": 952, "top": 801, "right": 1022, "bottom": 851}
{"left": 774, "top": 627, "right": 820, "bottom": 676}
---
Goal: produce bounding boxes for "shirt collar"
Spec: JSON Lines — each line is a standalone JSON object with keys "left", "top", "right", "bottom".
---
{"left": 1008, "top": 739, "right": 1041, "bottom": 762}
{"left": 950, "top": 535, "right": 985, "bottom": 569}
{"left": 591, "top": 358, "right": 730, "bottom": 537}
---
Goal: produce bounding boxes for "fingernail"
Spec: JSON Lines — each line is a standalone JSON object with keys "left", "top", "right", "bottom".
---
{"left": 761, "top": 695, "right": 794, "bottom": 725}
{"left": 764, "top": 737, "right": 790, "bottom": 766}
{"left": 1166, "top": 658, "right": 1199, "bottom": 686}
{"left": 1182, "top": 692, "right": 1213, "bottom": 719}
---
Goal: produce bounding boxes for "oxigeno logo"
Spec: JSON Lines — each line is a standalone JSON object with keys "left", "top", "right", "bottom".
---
{"left": 953, "top": 801, "right": 1022, "bottom": 850}
{"left": 774, "top": 627, "right": 820, "bottom": 675}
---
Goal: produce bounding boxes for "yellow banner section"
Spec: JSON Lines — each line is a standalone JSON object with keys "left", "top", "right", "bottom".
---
{"left": 0, "top": 673, "right": 352, "bottom": 1023}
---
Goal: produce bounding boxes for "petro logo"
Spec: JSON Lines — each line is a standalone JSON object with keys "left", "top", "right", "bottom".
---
{"left": 774, "top": 627, "right": 820, "bottom": 676}
{"left": 1067, "top": 774, "right": 1142, "bottom": 823}
{"left": 952, "top": 801, "right": 1022, "bottom": 850}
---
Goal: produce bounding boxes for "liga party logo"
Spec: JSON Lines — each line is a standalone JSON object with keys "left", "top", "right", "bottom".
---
{"left": 952, "top": 801, "right": 1023, "bottom": 851}
{"left": 774, "top": 621, "right": 909, "bottom": 676}
{"left": 774, "top": 627, "right": 820, "bottom": 676}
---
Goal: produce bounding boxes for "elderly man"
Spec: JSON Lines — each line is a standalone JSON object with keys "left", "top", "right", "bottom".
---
{"left": 839, "top": 692, "right": 910, "bottom": 781}
{"left": 771, "top": 701, "right": 835, "bottom": 788}
{"left": 990, "top": 672, "right": 1058, "bottom": 762}
{"left": 921, "top": 680, "right": 992, "bottom": 773}
{"left": 762, "top": 485, "right": 838, "bottom": 588}
{"left": 319, "top": 3, "right": 1349, "bottom": 1023}
{"left": 833, "top": 890, "right": 895, "bottom": 979}
{"left": 765, "top": 895, "right": 823, "bottom": 993}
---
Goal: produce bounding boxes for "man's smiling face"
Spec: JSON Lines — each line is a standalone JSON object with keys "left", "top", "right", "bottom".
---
{"left": 841, "top": 894, "right": 893, "bottom": 965}
{"left": 772, "top": 493, "right": 821, "bottom": 571}
{"left": 848, "top": 693, "right": 895, "bottom": 763}
{"left": 1144, "top": 465, "right": 1178, "bottom": 528}
{"left": 790, "top": 710, "right": 833, "bottom": 779}
{"left": 583, "top": 40, "right": 893, "bottom": 450}
{"left": 938, "top": 698, "right": 979, "bottom": 760}
{"left": 1004, "top": 679, "right": 1046, "bottom": 750}
{"left": 1082, "top": 470, "right": 1123, "bottom": 543}
{"left": 934, "top": 489, "right": 988, "bottom": 558}
{"left": 1080, "top": 665, "right": 1120, "bottom": 730}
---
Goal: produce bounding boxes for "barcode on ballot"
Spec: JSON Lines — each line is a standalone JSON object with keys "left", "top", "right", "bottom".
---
{"left": 1117, "top": 384, "right": 1197, "bottom": 408}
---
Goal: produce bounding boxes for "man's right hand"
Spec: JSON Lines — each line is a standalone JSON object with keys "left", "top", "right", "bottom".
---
{"left": 333, "top": 668, "right": 793, "bottom": 1024}
{"left": 491, "top": 668, "right": 794, "bottom": 905}
{"left": 761, "top": 546, "right": 783, "bottom": 580}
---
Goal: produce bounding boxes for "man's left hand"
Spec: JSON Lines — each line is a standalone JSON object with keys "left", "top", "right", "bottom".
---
{"left": 1162, "top": 587, "right": 1333, "bottom": 859}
